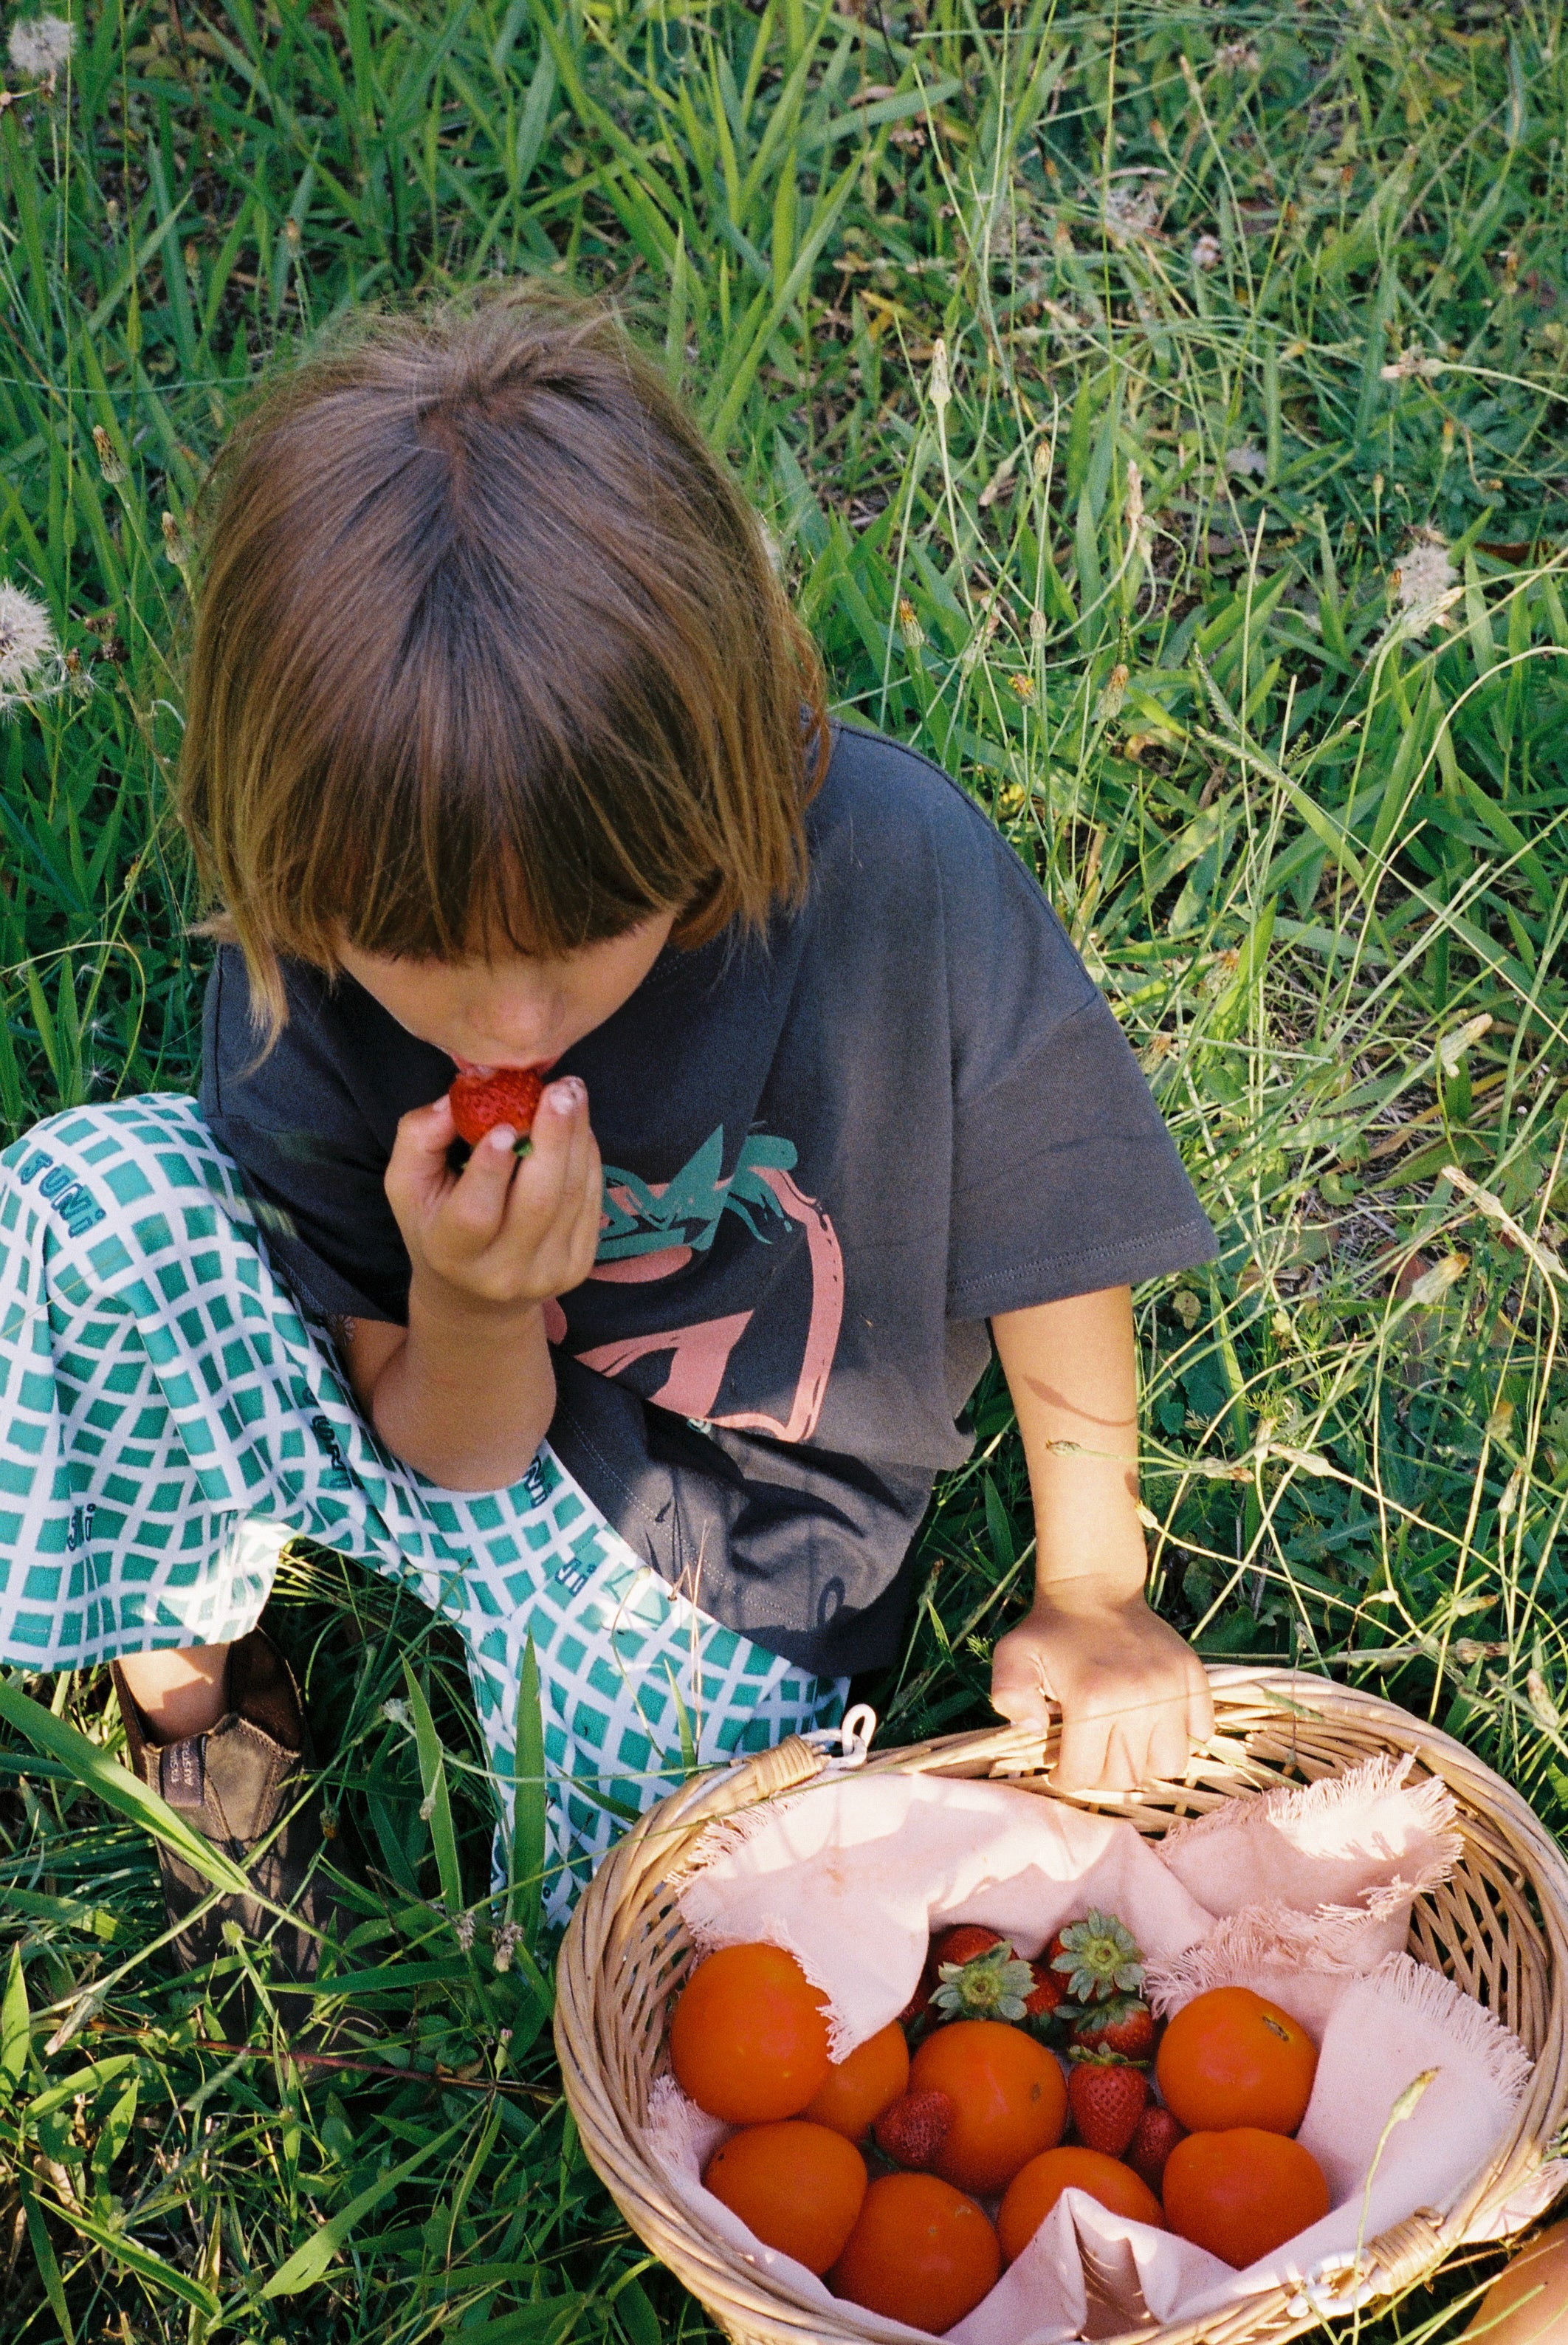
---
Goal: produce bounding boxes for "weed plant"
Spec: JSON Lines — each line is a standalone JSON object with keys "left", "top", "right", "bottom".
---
{"left": 1, "top": 0, "right": 1567, "bottom": 2337}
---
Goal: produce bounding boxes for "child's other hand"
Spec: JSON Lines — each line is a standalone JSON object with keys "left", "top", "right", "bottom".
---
{"left": 988, "top": 1591, "right": 1213, "bottom": 1794}
{"left": 385, "top": 1076, "right": 602, "bottom": 1317}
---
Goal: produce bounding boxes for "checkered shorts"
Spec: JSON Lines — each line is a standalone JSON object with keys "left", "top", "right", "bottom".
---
{"left": 0, "top": 1096, "right": 844, "bottom": 1914}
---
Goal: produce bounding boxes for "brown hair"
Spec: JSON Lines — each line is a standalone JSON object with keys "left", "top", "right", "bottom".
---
{"left": 177, "top": 286, "right": 828, "bottom": 1036}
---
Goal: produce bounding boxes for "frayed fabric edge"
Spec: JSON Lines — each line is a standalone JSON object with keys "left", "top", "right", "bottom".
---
{"left": 1145, "top": 1898, "right": 1402, "bottom": 2013}
{"left": 676, "top": 1793, "right": 794, "bottom": 1895}
{"left": 1162, "top": 1751, "right": 1462, "bottom": 1876}
{"left": 1366, "top": 1951, "right": 1534, "bottom": 2110}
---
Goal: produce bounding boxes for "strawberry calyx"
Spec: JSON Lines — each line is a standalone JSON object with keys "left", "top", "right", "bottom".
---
{"left": 931, "top": 1939, "right": 1037, "bottom": 2024}
{"left": 1049, "top": 1908, "right": 1145, "bottom": 2005}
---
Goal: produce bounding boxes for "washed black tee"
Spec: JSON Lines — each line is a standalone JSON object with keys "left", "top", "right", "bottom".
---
{"left": 200, "top": 723, "right": 1216, "bottom": 1676}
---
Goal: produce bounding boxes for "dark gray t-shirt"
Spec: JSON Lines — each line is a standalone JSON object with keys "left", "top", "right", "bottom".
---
{"left": 201, "top": 723, "right": 1215, "bottom": 1676}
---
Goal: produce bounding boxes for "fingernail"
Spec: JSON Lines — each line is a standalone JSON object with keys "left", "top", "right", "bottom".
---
{"left": 549, "top": 1078, "right": 583, "bottom": 1113}
{"left": 485, "top": 1125, "right": 517, "bottom": 1152}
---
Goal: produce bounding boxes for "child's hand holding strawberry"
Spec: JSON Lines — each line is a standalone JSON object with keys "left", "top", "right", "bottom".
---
{"left": 388, "top": 1074, "right": 602, "bottom": 1316}
{"left": 345, "top": 1074, "right": 602, "bottom": 1490}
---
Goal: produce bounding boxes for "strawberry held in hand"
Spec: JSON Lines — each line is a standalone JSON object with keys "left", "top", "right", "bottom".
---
{"left": 448, "top": 1068, "right": 545, "bottom": 1151}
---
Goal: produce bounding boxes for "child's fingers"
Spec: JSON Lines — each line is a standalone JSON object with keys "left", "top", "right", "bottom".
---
{"left": 988, "top": 1658, "right": 1052, "bottom": 1732}
{"left": 1186, "top": 1677, "right": 1216, "bottom": 1748}
{"left": 1054, "top": 1709, "right": 1114, "bottom": 1793}
{"left": 385, "top": 1095, "right": 461, "bottom": 1215}
{"left": 447, "top": 1121, "right": 524, "bottom": 1243}
{"left": 510, "top": 1077, "right": 585, "bottom": 1229}
{"left": 1147, "top": 1702, "right": 1193, "bottom": 1783}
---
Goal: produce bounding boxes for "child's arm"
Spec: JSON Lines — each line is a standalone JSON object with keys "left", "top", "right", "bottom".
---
{"left": 988, "top": 1287, "right": 1212, "bottom": 1792}
{"left": 341, "top": 1077, "right": 602, "bottom": 1489}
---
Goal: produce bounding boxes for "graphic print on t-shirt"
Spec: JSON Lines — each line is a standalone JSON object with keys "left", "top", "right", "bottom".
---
{"left": 541, "top": 1125, "right": 844, "bottom": 1443}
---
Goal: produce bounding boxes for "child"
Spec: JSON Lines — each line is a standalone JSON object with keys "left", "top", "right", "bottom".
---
{"left": 0, "top": 289, "right": 1215, "bottom": 1980}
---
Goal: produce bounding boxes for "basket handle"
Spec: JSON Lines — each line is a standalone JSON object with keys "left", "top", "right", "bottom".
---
{"left": 675, "top": 1733, "right": 830, "bottom": 1835}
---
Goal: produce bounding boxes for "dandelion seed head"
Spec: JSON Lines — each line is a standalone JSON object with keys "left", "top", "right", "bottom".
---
{"left": 1394, "top": 531, "right": 1457, "bottom": 636}
{"left": 0, "top": 583, "right": 58, "bottom": 690}
{"left": 8, "top": 12, "right": 75, "bottom": 75}
{"left": 1103, "top": 183, "right": 1160, "bottom": 238}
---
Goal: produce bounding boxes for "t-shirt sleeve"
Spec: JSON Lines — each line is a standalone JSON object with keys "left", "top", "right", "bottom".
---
{"left": 199, "top": 950, "right": 416, "bottom": 1326}
{"left": 940, "top": 801, "right": 1217, "bottom": 1319}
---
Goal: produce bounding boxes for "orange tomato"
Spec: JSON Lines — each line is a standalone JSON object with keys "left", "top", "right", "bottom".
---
{"left": 909, "top": 2019, "right": 1068, "bottom": 2197}
{"left": 998, "top": 2147, "right": 1165, "bottom": 2264}
{"left": 1163, "top": 2128, "right": 1330, "bottom": 2267}
{"left": 831, "top": 2171, "right": 1001, "bottom": 2332}
{"left": 1155, "top": 1987, "right": 1318, "bottom": 2135}
{"left": 801, "top": 2020, "right": 909, "bottom": 2140}
{"left": 703, "top": 2121, "right": 868, "bottom": 2276}
{"left": 670, "top": 1943, "right": 830, "bottom": 2123}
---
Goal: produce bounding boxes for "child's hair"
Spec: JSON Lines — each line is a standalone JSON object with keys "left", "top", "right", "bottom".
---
{"left": 177, "top": 286, "right": 828, "bottom": 1035}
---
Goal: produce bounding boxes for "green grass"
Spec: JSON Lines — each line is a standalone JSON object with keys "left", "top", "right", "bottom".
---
{"left": 3, "top": 0, "right": 1568, "bottom": 2335}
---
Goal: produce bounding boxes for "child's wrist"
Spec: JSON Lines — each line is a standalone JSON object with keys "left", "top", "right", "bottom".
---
{"left": 408, "top": 1267, "right": 549, "bottom": 1338}
{"left": 1030, "top": 1561, "right": 1149, "bottom": 1618}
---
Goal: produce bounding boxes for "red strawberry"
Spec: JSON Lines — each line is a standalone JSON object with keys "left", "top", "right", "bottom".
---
{"left": 448, "top": 1068, "right": 545, "bottom": 1149}
{"left": 1067, "top": 2056, "right": 1148, "bottom": 2157}
{"left": 873, "top": 2087, "right": 954, "bottom": 2171}
{"left": 931, "top": 1925, "right": 1004, "bottom": 1971}
{"left": 1071, "top": 1994, "right": 1155, "bottom": 2062}
{"left": 1126, "top": 2104, "right": 1186, "bottom": 2194}
{"left": 1024, "top": 1960, "right": 1068, "bottom": 2021}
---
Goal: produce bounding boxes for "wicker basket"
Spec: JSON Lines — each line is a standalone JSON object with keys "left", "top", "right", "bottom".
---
{"left": 556, "top": 1666, "right": 1568, "bottom": 2345}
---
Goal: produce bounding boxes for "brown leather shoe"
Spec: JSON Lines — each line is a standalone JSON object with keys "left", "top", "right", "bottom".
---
{"left": 112, "top": 1629, "right": 343, "bottom": 2019}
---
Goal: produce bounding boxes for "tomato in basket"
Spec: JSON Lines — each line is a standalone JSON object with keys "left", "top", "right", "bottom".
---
{"left": 831, "top": 2171, "right": 1001, "bottom": 2332}
{"left": 909, "top": 2017, "right": 1067, "bottom": 2195}
{"left": 1155, "top": 1986, "right": 1318, "bottom": 2135}
{"left": 670, "top": 1943, "right": 829, "bottom": 2123}
{"left": 1162, "top": 2128, "right": 1330, "bottom": 2267}
{"left": 997, "top": 2146, "right": 1164, "bottom": 2265}
{"left": 801, "top": 2019, "right": 909, "bottom": 2140}
{"left": 703, "top": 2121, "right": 867, "bottom": 2276}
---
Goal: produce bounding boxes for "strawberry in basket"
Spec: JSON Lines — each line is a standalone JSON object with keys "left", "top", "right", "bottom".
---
{"left": 918, "top": 1926, "right": 1069, "bottom": 2036}
{"left": 1066, "top": 2053, "right": 1148, "bottom": 2157}
{"left": 1049, "top": 1908, "right": 1146, "bottom": 2005}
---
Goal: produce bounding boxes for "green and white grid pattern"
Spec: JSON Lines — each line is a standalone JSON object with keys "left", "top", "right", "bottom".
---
{"left": 0, "top": 1096, "right": 842, "bottom": 1913}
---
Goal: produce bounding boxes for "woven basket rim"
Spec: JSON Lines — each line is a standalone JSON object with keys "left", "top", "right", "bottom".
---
{"left": 556, "top": 1666, "right": 1568, "bottom": 2345}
